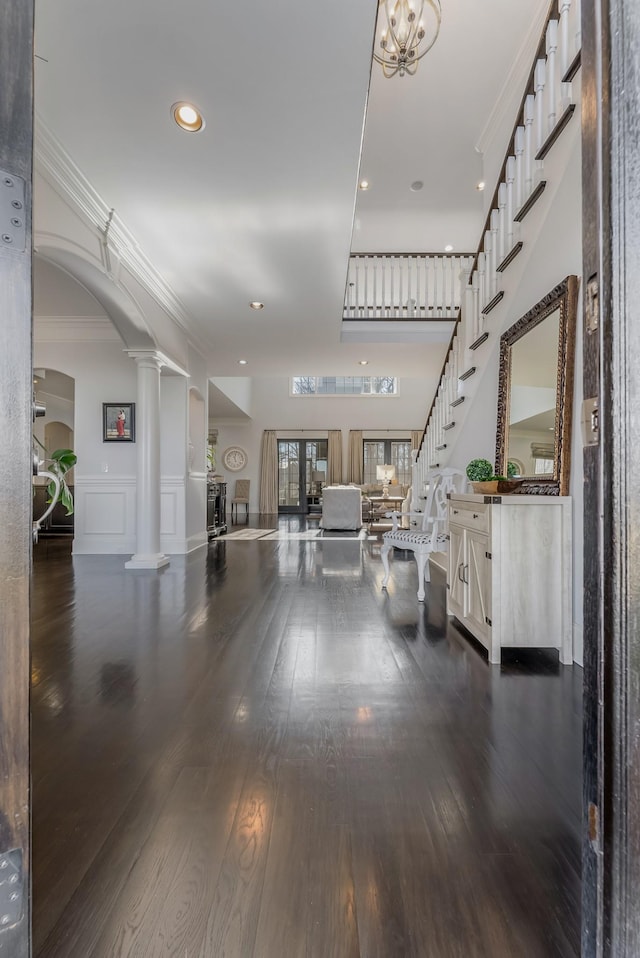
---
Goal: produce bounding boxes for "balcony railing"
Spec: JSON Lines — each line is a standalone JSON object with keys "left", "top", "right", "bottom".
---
{"left": 344, "top": 253, "right": 473, "bottom": 321}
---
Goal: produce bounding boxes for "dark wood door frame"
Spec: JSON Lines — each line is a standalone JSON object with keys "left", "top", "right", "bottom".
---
{"left": 0, "top": 1, "right": 34, "bottom": 955}
{"left": 582, "top": 0, "right": 640, "bottom": 953}
{"left": 2, "top": 0, "right": 640, "bottom": 954}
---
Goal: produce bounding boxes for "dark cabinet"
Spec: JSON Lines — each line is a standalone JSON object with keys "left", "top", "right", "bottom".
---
{"left": 33, "top": 484, "right": 74, "bottom": 535}
{"left": 207, "top": 481, "right": 227, "bottom": 538}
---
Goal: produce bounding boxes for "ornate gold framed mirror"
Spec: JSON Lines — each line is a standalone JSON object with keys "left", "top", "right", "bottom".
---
{"left": 495, "top": 275, "right": 578, "bottom": 496}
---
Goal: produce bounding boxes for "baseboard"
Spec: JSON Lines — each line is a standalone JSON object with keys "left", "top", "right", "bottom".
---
{"left": 429, "top": 552, "right": 447, "bottom": 573}
{"left": 186, "top": 531, "right": 208, "bottom": 553}
{"left": 72, "top": 536, "right": 136, "bottom": 555}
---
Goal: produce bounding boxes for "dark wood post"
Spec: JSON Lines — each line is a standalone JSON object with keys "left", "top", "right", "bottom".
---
{"left": 0, "top": 1, "right": 34, "bottom": 955}
{"left": 582, "top": 0, "right": 640, "bottom": 953}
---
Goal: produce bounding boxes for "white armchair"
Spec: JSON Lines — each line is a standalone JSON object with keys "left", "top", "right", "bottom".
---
{"left": 381, "top": 468, "right": 467, "bottom": 601}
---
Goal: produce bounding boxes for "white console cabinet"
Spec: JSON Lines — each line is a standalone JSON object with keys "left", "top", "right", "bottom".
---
{"left": 447, "top": 494, "right": 572, "bottom": 664}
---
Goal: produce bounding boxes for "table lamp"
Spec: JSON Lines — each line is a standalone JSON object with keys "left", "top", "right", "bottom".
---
{"left": 376, "top": 464, "right": 396, "bottom": 498}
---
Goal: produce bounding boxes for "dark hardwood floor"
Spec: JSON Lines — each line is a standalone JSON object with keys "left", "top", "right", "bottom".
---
{"left": 31, "top": 519, "right": 582, "bottom": 957}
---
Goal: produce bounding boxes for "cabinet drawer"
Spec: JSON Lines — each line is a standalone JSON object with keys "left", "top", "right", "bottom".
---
{"left": 448, "top": 503, "right": 489, "bottom": 533}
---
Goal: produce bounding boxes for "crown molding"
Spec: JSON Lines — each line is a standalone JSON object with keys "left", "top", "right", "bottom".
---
{"left": 474, "top": 1, "right": 550, "bottom": 159}
{"left": 34, "top": 314, "right": 122, "bottom": 342}
{"left": 34, "top": 116, "right": 208, "bottom": 357}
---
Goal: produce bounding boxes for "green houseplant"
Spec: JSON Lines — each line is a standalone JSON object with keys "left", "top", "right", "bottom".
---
{"left": 466, "top": 457, "right": 521, "bottom": 494}
{"left": 35, "top": 439, "right": 77, "bottom": 515}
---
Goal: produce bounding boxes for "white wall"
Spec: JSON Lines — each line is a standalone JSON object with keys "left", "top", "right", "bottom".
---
{"left": 210, "top": 377, "right": 252, "bottom": 417}
{"left": 211, "top": 376, "right": 429, "bottom": 513}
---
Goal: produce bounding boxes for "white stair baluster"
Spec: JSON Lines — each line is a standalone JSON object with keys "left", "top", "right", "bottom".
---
{"left": 373, "top": 258, "right": 379, "bottom": 319}
{"left": 411, "top": 257, "right": 416, "bottom": 316}
{"left": 490, "top": 211, "right": 500, "bottom": 298}
{"left": 535, "top": 59, "right": 546, "bottom": 153}
{"left": 484, "top": 230, "right": 494, "bottom": 302}
{"left": 514, "top": 126, "right": 525, "bottom": 212}
{"left": 506, "top": 156, "right": 516, "bottom": 251}
{"left": 471, "top": 270, "right": 480, "bottom": 345}
{"left": 391, "top": 257, "right": 396, "bottom": 316}
{"left": 498, "top": 183, "right": 507, "bottom": 262}
{"left": 524, "top": 94, "right": 535, "bottom": 199}
{"left": 460, "top": 265, "right": 472, "bottom": 340}
{"left": 559, "top": 1, "right": 573, "bottom": 108}
{"left": 424, "top": 256, "right": 430, "bottom": 317}
{"left": 546, "top": 20, "right": 559, "bottom": 137}
{"left": 478, "top": 252, "right": 486, "bottom": 323}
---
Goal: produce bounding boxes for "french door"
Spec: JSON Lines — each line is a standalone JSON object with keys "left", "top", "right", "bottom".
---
{"left": 363, "top": 439, "right": 412, "bottom": 486}
{"left": 277, "top": 439, "right": 328, "bottom": 513}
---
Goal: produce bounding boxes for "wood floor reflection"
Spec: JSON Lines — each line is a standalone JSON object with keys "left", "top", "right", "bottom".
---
{"left": 32, "top": 522, "right": 581, "bottom": 957}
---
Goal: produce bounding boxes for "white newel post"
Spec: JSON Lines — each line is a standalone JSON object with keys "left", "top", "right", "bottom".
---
{"left": 125, "top": 351, "right": 170, "bottom": 570}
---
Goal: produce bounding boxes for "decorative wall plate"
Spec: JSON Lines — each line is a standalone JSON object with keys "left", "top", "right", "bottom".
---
{"left": 223, "top": 446, "right": 248, "bottom": 471}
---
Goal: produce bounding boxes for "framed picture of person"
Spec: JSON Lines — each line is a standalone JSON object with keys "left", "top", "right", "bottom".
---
{"left": 103, "top": 403, "right": 135, "bottom": 442}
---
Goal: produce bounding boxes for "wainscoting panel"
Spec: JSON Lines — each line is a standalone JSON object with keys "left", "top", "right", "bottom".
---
{"left": 73, "top": 475, "right": 200, "bottom": 555}
{"left": 73, "top": 476, "right": 136, "bottom": 555}
{"left": 160, "top": 476, "right": 187, "bottom": 554}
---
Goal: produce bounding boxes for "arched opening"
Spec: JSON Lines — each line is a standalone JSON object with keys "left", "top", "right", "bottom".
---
{"left": 33, "top": 369, "right": 75, "bottom": 538}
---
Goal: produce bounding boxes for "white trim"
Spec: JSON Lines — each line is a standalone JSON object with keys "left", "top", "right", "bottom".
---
{"left": 75, "top": 475, "right": 136, "bottom": 486}
{"left": 126, "top": 348, "right": 190, "bottom": 378}
{"left": 34, "top": 315, "right": 121, "bottom": 342}
{"left": 73, "top": 535, "right": 137, "bottom": 555}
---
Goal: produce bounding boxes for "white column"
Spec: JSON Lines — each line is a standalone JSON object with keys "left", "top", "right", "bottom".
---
{"left": 125, "top": 351, "right": 170, "bottom": 570}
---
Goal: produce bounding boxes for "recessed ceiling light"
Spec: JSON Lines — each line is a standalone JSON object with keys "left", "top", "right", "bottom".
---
{"left": 359, "top": 179, "right": 370, "bottom": 190}
{"left": 444, "top": 244, "right": 453, "bottom": 252}
{"left": 358, "top": 359, "right": 369, "bottom": 365}
{"left": 172, "top": 101, "right": 205, "bottom": 133}
{"left": 249, "top": 301, "right": 264, "bottom": 310}
{"left": 410, "top": 180, "right": 424, "bottom": 192}
{"left": 238, "top": 359, "right": 248, "bottom": 365}
{"left": 476, "top": 180, "right": 486, "bottom": 191}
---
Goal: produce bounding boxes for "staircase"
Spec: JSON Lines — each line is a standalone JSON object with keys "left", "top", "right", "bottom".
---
{"left": 413, "top": 0, "right": 582, "bottom": 493}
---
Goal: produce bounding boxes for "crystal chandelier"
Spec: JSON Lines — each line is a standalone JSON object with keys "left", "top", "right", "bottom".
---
{"left": 373, "top": 0, "right": 442, "bottom": 78}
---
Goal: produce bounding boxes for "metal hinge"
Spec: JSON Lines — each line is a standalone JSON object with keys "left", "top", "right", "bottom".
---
{"left": 0, "top": 171, "right": 26, "bottom": 252}
{"left": 0, "top": 849, "right": 24, "bottom": 931}
{"left": 485, "top": 616, "right": 492, "bottom": 626}
{"left": 582, "top": 397, "right": 599, "bottom": 447}
{"left": 485, "top": 551, "right": 492, "bottom": 559}
{"left": 588, "top": 802, "right": 600, "bottom": 852}
{"left": 586, "top": 275, "right": 599, "bottom": 333}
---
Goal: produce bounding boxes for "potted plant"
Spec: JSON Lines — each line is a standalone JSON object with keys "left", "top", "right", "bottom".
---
{"left": 35, "top": 439, "right": 77, "bottom": 515}
{"left": 466, "top": 458, "right": 521, "bottom": 494}
{"left": 466, "top": 458, "right": 499, "bottom": 494}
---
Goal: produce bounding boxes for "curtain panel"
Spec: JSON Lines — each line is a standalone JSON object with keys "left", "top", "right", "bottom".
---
{"left": 411, "top": 429, "right": 423, "bottom": 451}
{"left": 259, "top": 430, "right": 278, "bottom": 514}
{"left": 347, "top": 430, "right": 363, "bottom": 484}
{"left": 327, "top": 430, "right": 343, "bottom": 484}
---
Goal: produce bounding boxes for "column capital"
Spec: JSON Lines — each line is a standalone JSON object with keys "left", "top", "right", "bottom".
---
{"left": 125, "top": 349, "right": 189, "bottom": 376}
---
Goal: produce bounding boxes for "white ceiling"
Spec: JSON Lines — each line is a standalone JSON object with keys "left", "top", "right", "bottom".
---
{"left": 33, "top": 0, "right": 548, "bottom": 382}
